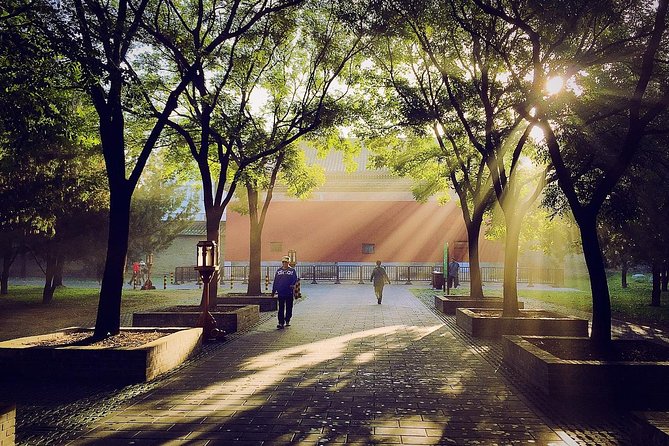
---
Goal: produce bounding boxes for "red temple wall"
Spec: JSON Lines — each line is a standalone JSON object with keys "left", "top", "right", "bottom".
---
{"left": 225, "top": 201, "right": 503, "bottom": 264}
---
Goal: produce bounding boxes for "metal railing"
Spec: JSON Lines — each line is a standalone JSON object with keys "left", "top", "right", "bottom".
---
{"left": 175, "top": 264, "right": 564, "bottom": 286}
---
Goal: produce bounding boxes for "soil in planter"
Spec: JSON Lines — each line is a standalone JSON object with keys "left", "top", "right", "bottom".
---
{"left": 220, "top": 293, "right": 272, "bottom": 297}
{"left": 474, "top": 310, "right": 557, "bottom": 318}
{"left": 164, "top": 305, "right": 205, "bottom": 311}
{"left": 527, "top": 338, "right": 669, "bottom": 362}
{"left": 23, "top": 330, "right": 168, "bottom": 348}
{"left": 162, "top": 305, "right": 242, "bottom": 311}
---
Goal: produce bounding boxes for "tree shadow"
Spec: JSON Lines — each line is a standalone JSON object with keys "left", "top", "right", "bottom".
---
{"left": 62, "top": 319, "right": 568, "bottom": 445}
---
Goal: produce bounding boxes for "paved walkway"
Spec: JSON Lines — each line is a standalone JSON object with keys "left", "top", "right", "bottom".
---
{"left": 65, "top": 285, "right": 574, "bottom": 446}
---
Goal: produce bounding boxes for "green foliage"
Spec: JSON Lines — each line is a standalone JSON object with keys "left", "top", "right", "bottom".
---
{"left": 598, "top": 128, "right": 669, "bottom": 268}
{"left": 0, "top": 4, "right": 108, "bottom": 266}
{"left": 307, "top": 131, "right": 364, "bottom": 174}
{"left": 281, "top": 148, "right": 326, "bottom": 199}
{"left": 365, "top": 133, "right": 450, "bottom": 203}
{"left": 486, "top": 202, "right": 582, "bottom": 265}
{"left": 128, "top": 166, "right": 198, "bottom": 262}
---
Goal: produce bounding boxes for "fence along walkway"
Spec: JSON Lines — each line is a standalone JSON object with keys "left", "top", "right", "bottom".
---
{"left": 175, "top": 264, "right": 565, "bottom": 287}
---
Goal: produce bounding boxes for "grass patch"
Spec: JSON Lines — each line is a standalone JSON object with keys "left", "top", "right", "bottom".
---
{"left": 414, "top": 272, "right": 669, "bottom": 331}
{"left": 519, "top": 273, "right": 669, "bottom": 328}
{"left": 519, "top": 289, "right": 592, "bottom": 312}
{"left": 0, "top": 286, "right": 203, "bottom": 341}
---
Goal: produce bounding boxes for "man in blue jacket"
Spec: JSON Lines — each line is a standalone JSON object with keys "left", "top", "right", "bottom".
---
{"left": 272, "top": 255, "right": 299, "bottom": 329}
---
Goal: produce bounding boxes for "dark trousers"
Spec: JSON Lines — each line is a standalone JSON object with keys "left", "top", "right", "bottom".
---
{"left": 277, "top": 294, "right": 294, "bottom": 325}
{"left": 448, "top": 275, "right": 459, "bottom": 288}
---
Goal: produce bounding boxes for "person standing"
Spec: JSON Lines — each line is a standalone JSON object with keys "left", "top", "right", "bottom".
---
{"left": 370, "top": 260, "right": 391, "bottom": 304}
{"left": 272, "top": 255, "right": 299, "bottom": 329}
{"left": 129, "top": 261, "right": 140, "bottom": 286}
{"left": 447, "top": 259, "right": 460, "bottom": 289}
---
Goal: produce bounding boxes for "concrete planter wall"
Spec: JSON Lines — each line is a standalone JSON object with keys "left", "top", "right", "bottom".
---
{"left": 456, "top": 308, "right": 588, "bottom": 338}
{"left": 0, "top": 327, "right": 202, "bottom": 383}
{"left": 217, "top": 295, "right": 277, "bottom": 312}
{"left": 628, "top": 411, "right": 669, "bottom": 445}
{"left": 0, "top": 403, "right": 15, "bottom": 446}
{"left": 435, "top": 295, "right": 524, "bottom": 314}
{"left": 503, "top": 335, "right": 669, "bottom": 408}
{"left": 133, "top": 304, "right": 260, "bottom": 334}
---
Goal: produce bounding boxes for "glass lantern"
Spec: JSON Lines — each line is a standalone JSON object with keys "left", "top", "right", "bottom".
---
{"left": 196, "top": 240, "right": 218, "bottom": 271}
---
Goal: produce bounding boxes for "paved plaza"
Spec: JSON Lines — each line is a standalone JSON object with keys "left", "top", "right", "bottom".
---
{"left": 67, "top": 284, "right": 575, "bottom": 446}
{"left": 7, "top": 283, "right": 643, "bottom": 445}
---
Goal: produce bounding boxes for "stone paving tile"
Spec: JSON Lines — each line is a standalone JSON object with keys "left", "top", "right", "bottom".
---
{"left": 64, "top": 285, "right": 576, "bottom": 445}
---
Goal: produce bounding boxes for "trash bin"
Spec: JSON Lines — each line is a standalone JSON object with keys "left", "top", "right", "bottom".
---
{"left": 432, "top": 271, "right": 444, "bottom": 290}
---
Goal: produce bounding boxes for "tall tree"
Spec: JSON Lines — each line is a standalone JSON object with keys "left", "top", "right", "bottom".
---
{"left": 25, "top": 0, "right": 302, "bottom": 338}
{"left": 236, "top": 147, "right": 324, "bottom": 295}
{"left": 0, "top": 1, "right": 106, "bottom": 299}
{"left": 599, "top": 131, "right": 669, "bottom": 305}
{"left": 149, "top": 0, "right": 368, "bottom": 302}
{"left": 385, "top": 0, "right": 547, "bottom": 314}
{"left": 477, "top": 0, "right": 669, "bottom": 343}
{"left": 138, "top": 0, "right": 307, "bottom": 305}
{"left": 362, "top": 34, "right": 496, "bottom": 300}
{"left": 225, "top": 3, "right": 366, "bottom": 296}
{"left": 25, "top": 0, "right": 201, "bottom": 337}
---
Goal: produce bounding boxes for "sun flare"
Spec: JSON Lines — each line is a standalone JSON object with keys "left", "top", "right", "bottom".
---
{"left": 546, "top": 76, "right": 564, "bottom": 96}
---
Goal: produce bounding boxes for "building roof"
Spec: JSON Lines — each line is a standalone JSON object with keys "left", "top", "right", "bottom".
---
{"left": 272, "top": 145, "right": 415, "bottom": 198}
{"left": 179, "top": 221, "right": 207, "bottom": 236}
{"left": 302, "top": 146, "right": 372, "bottom": 173}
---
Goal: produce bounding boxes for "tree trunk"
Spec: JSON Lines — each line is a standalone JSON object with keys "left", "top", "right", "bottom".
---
{"left": 247, "top": 221, "right": 263, "bottom": 296}
{"left": 501, "top": 215, "right": 521, "bottom": 317}
{"left": 54, "top": 254, "right": 64, "bottom": 287}
{"left": 1, "top": 249, "right": 11, "bottom": 295}
{"left": 578, "top": 215, "right": 611, "bottom": 344}
{"left": 0, "top": 235, "right": 14, "bottom": 295}
{"left": 246, "top": 187, "right": 263, "bottom": 295}
{"left": 466, "top": 217, "right": 485, "bottom": 300}
{"left": 621, "top": 260, "right": 628, "bottom": 288}
{"left": 94, "top": 188, "right": 131, "bottom": 338}
{"left": 205, "top": 211, "right": 222, "bottom": 309}
{"left": 662, "top": 261, "right": 668, "bottom": 292}
{"left": 652, "top": 261, "right": 661, "bottom": 307}
{"left": 42, "top": 249, "right": 57, "bottom": 304}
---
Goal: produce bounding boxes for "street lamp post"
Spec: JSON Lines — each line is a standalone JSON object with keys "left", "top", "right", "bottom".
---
{"left": 195, "top": 241, "right": 224, "bottom": 341}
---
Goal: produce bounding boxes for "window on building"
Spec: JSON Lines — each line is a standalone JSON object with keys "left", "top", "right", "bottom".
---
{"left": 362, "top": 243, "right": 375, "bottom": 254}
{"left": 270, "top": 242, "right": 283, "bottom": 252}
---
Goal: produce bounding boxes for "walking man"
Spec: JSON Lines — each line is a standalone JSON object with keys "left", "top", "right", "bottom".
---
{"left": 447, "top": 259, "right": 460, "bottom": 289}
{"left": 370, "top": 260, "right": 391, "bottom": 304}
{"left": 272, "top": 255, "right": 299, "bottom": 329}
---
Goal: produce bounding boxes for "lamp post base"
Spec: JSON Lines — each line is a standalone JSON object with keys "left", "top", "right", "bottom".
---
{"left": 197, "top": 311, "right": 225, "bottom": 341}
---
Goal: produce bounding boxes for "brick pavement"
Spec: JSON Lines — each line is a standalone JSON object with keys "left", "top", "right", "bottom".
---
{"left": 67, "top": 285, "right": 575, "bottom": 445}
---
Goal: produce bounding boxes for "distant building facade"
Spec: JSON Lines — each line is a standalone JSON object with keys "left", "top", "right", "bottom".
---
{"left": 225, "top": 147, "right": 504, "bottom": 265}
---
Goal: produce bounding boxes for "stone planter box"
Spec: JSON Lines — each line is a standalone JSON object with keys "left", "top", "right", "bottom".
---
{"left": 456, "top": 308, "right": 588, "bottom": 338}
{"left": 0, "top": 327, "right": 202, "bottom": 383}
{"left": 0, "top": 403, "right": 15, "bottom": 446}
{"left": 628, "top": 411, "right": 669, "bottom": 445}
{"left": 217, "top": 294, "right": 277, "bottom": 312}
{"left": 435, "top": 295, "right": 524, "bottom": 314}
{"left": 503, "top": 335, "right": 669, "bottom": 408}
{"left": 133, "top": 304, "right": 260, "bottom": 334}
